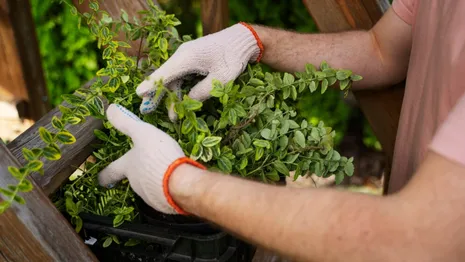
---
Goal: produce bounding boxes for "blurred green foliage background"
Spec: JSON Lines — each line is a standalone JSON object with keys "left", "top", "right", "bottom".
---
{"left": 30, "top": 0, "right": 381, "bottom": 150}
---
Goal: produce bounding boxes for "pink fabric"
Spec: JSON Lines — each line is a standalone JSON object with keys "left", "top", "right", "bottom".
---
{"left": 388, "top": 0, "right": 465, "bottom": 193}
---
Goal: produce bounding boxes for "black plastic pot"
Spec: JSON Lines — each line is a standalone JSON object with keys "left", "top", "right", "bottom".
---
{"left": 78, "top": 212, "right": 256, "bottom": 262}
{"left": 137, "top": 198, "right": 221, "bottom": 235}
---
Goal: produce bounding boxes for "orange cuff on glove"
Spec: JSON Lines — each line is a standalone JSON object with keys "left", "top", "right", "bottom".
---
{"left": 163, "top": 157, "right": 207, "bottom": 215}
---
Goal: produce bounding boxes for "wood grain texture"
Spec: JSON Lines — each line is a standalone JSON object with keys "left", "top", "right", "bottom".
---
{"left": 73, "top": 0, "right": 159, "bottom": 57}
{"left": 201, "top": 0, "right": 229, "bottom": 35}
{"left": 2, "top": 0, "right": 51, "bottom": 120}
{"left": 0, "top": 144, "right": 97, "bottom": 261}
{"left": 7, "top": 78, "right": 106, "bottom": 196}
{"left": 0, "top": 0, "right": 28, "bottom": 103}
{"left": 303, "top": 0, "right": 404, "bottom": 194}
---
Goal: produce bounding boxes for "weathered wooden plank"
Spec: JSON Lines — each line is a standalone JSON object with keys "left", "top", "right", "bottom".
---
{"left": 302, "top": 0, "right": 404, "bottom": 194}
{"left": 0, "top": 144, "right": 97, "bottom": 261}
{"left": 6, "top": 78, "right": 105, "bottom": 196}
{"left": 1, "top": 0, "right": 51, "bottom": 120}
{"left": 0, "top": 0, "right": 28, "bottom": 103}
{"left": 201, "top": 0, "right": 229, "bottom": 35}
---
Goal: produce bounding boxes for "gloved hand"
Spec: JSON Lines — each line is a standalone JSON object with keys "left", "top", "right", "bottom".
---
{"left": 135, "top": 22, "right": 264, "bottom": 121}
{"left": 98, "top": 104, "right": 205, "bottom": 215}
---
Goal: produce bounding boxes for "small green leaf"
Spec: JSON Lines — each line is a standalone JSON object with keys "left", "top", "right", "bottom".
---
{"left": 94, "top": 130, "right": 109, "bottom": 141}
{"left": 280, "top": 120, "right": 290, "bottom": 135}
{"left": 201, "top": 147, "right": 213, "bottom": 162}
{"left": 238, "top": 157, "right": 248, "bottom": 170}
{"left": 62, "top": 94, "right": 85, "bottom": 105}
{"left": 102, "top": 237, "right": 113, "bottom": 248}
{"left": 279, "top": 136, "right": 289, "bottom": 149}
{"left": 13, "top": 195, "right": 25, "bottom": 204}
{"left": 202, "top": 136, "right": 222, "bottom": 147}
{"left": 261, "top": 129, "right": 272, "bottom": 140}
{"left": 344, "top": 162, "right": 355, "bottom": 176}
{"left": 266, "top": 170, "right": 280, "bottom": 182}
{"left": 8, "top": 166, "right": 22, "bottom": 179}
{"left": 253, "top": 140, "right": 271, "bottom": 149}
{"left": 18, "top": 179, "right": 33, "bottom": 192}
{"left": 121, "top": 75, "right": 130, "bottom": 84}
{"left": 294, "top": 131, "right": 306, "bottom": 148}
{"left": 190, "top": 144, "right": 203, "bottom": 160}
{"left": 125, "top": 239, "right": 140, "bottom": 247}
{"left": 22, "top": 148, "right": 36, "bottom": 161}
{"left": 51, "top": 116, "right": 64, "bottom": 130}
{"left": 113, "top": 215, "right": 125, "bottom": 227}
{"left": 75, "top": 217, "right": 83, "bottom": 233}
{"left": 335, "top": 171, "right": 344, "bottom": 184}
{"left": 27, "top": 160, "right": 43, "bottom": 172}
{"left": 39, "top": 127, "right": 54, "bottom": 144}
{"left": 290, "top": 86, "right": 297, "bottom": 100}
{"left": 321, "top": 79, "right": 329, "bottom": 94}
{"left": 305, "top": 64, "right": 316, "bottom": 74}
{"left": 301, "top": 120, "right": 308, "bottom": 129}
{"left": 67, "top": 117, "right": 82, "bottom": 125}
{"left": 273, "top": 161, "right": 290, "bottom": 176}
{"left": 285, "top": 154, "right": 300, "bottom": 163}
{"left": 314, "top": 162, "right": 323, "bottom": 176}
{"left": 0, "top": 188, "right": 14, "bottom": 197}
{"left": 56, "top": 131, "right": 76, "bottom": 144}
{"left": 228, "top": 109, "right": 238, "bottom": 125}
{"left": 89, "top": 1, "right": 99, "bottom": 11}
{"left": 107, "top": 77, "right": 121, "bottom": 92}
{"left": 210, "top": 86, "right": 224, "bottom": 97}
{"left": 351, "top": 74, "right": 363, "bottom": 81}
{"left": 43, "top": 145, "right": 61, "bottom": 160}
{"left": 195, "top": 118, "right": 209, "bottom": 132}
{"left": 91, "top": 97, "right": 105, "bottom": 116}
{"left": 336, "top": 70, "right": 352, "bottom": 80}
{"left": 283, "top": 73, "right": 295, "bottom": 85}
{"left": 182, "top": 96, "right": 203, "bottom": 111}
{"left": 320, "top": 61, "right": 329, "bottom": 70}
{"left": 121, "top": 9, "right": 129, "bottom": 22}
{"left": 340, "top": 79, "right": 350, "bottom": 90}
{"left": 288, "top": 120, "right": 300, "bottom": 129}
{"left": 249, "top": 78, "right": 264, "bottom": 86}
{"left": 309, "top": 81, "right": 317, "bottom": 92}
{"left": 181, "top": 119, "right": 194, "bottom": 134}
{"left": 217, "top": 157, "right": 232, "bottom": 173}
{"left": 255, "top": 147, "right": 264, "bottom": 161}
{"left": 283, "top": 87, "right": 290, "bottom": 99}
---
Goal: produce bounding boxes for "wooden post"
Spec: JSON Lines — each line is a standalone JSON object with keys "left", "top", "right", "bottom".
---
{"left": 0, "top": 143, "right": 97, "bottom": 261}
{"left": 201, "top": 0, "right": 229, "bottom": 35}
{"left": 0, "top": 0, "right": 51, "bottom": 121}
{"left": 302, "top": 0, "right": 404, "bottom": 194}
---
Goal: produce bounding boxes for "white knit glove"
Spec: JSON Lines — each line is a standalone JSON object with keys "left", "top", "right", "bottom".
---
{"left": 98, "top": 104, "right": 205, "bottom": 214}
{"left": 136, "top": 22, "right": 263, "bottom": 121}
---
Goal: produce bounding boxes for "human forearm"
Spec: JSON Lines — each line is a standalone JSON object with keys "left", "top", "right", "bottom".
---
{"left": 170, "top": 165, "right": 412, "bottom": 262}
{"left": 251, "top": 8, "right": 412, "bottom": 90}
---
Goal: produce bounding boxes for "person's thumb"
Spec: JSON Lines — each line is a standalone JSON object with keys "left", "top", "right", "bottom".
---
{"left": 106, "top": 104, "right": 147, "bottom": 141}
{"left": 98, "top": 151, "right": 131, "bottom": 187}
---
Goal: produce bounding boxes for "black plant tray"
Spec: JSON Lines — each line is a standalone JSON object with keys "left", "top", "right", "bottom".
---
{"left": 78, "top": 213, "right": 256, "bottom": 262}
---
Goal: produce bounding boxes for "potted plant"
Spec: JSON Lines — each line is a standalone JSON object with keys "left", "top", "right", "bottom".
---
{"left": 0, "top": 1, "right": 359, "bottom": 261}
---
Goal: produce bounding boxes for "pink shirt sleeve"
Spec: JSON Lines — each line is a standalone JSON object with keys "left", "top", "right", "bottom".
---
{"left": 430, "top": 94, "right": 465, "bottom": 167}
{"left": 391, "top": 0, "right": 417, "bottom": 25}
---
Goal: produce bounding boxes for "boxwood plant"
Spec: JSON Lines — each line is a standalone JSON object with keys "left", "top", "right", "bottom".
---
{"left": 0, "top": 0, "right": 359, "bottom": 241}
